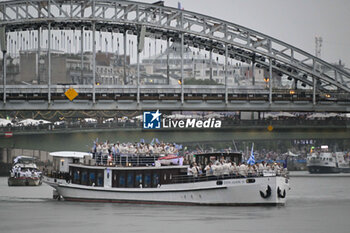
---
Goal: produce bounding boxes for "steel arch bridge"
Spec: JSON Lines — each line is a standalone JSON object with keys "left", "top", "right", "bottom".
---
{"left": 0, "top": 0, "right": 350, "bottom": 112}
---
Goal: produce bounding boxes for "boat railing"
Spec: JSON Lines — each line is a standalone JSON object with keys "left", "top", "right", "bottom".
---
{"left": 89, "top": 153, "right": 163, "bottom": 167}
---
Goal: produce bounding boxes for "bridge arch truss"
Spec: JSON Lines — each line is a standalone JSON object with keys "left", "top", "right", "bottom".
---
{"left": 0, "top": 0, "right": 350, "bottom": 111}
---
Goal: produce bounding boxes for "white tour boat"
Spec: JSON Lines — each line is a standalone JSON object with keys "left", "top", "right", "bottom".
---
{"left": 307, "top": 146, "right": 350, "bottom": 174}
{"left": 44, "top": 149, "right": 289, "bottom": 206}
{"left": 8, "top": 156, "right": 42, "bottom": 186}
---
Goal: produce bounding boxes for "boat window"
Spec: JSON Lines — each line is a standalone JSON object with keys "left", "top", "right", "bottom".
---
{"left": 97, "top": 172, "right": 104, "bottom": 187}
{"left": 75, "top": 158, "right": 81, "bottom": 163}
{"left": 144, "top": 173, "right": 151, "bottom": 188}
{"left": 152, "top": 173, "right": 159, "bottom": 187}
{"left": 127, "top": 173, "right": 134, "bottom": 188}
{"left": 81, "top": 171, "right": 88, "bottom": 185}
{"left": 246, "top": 179, "right": 255, "bottom": 183}
{"left": 89, "top": 172, "right": 95, "bottom": 186}
{"left": 164, "top": 173, "right": 167, "bottom": 181}
{"left": 73, "top": 170, "right": 80, "bottom": 184}
{"left": 136, "top": 173, "right": 143, "bottom": 188}
{"left": 119, "top": 173, "right": 126, "bottom": 187}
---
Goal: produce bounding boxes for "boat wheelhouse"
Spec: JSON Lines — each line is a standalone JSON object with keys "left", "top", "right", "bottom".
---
{"left": 44, "top": 150, "right": 289, "bottom": 206}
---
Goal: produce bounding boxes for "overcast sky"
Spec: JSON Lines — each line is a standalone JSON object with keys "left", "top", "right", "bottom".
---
{"left": 140, "top": 0, "right": 350, "bottom": 66}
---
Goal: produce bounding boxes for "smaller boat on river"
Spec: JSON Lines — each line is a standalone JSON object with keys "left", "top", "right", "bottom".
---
{"left": 307, "top": 146, "right": 350, "bottom": 174}
{"left": 8, "top": 156, "right": 42, "bottom": 186}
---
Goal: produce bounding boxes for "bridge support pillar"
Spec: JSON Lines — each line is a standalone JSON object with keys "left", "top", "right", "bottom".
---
{"left": 124, "top": 30, "right": 127, "bottom": 85}
{"left": 268, "top": 40, "right": 273, "bottom": 104}
{"left": 2, "top": 51, "right": 6, "bottom": 104}
{"left": 167, "top": 38, "right": 170, "bottom": 84}
{"left": 252, "top": 62, "right": 255, "bottom": 86}
{"left": 313, "top": 77, "right": 316, "bottom": 105}
{"left": 80, "top": 26, "right": 84, "bottom": 81}
{"left": 225, "top": 43, "right": 228, "bottom": 104}
{"left": 137, "top": 36, "right": 140, "bottom": 104}
{"left": 92, "top": 22, "right": 96, "bottom": 104}
{"left": 210, "top": 49, "right": 213, "bottom": 81}
{"left": 181, "top": 32, "right": 184, "bottom": 104}
{"left": 313, "top": 59, "right": 316, "bottom": 105}
{"left": 0, "top": 15, "right": 6, "bottom": 104}
{"left": 48, "top": 23, "right": 51, "bottom": 104}
{"left": 37, "top": 27, "right": 41, "bottom": 84}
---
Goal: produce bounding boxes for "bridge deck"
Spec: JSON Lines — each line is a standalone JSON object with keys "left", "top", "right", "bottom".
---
{"left": 1, "top": 85, "right": 349, "bottom": 111}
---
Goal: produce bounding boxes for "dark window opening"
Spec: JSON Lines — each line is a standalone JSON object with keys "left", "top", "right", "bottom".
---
{"left": 136, "top": 173, "right": 143, "bottom": 188}
{"left": 144, "top": 173, "right": 151, "bottom": 188}
{"left": 127, "top": 173, "right": 134, "bottom": 188}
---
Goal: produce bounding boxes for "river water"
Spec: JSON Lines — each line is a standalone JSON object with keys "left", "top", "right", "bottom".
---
{"left": 0, "top": 175, "right": 350, "bottom": 233}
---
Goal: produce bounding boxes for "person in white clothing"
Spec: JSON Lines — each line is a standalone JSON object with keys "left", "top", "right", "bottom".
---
{"left": 229, "top": 162, "right": 238, "bottom": 176}
{"left": 238, "top": 163, "right": 247, "bottom": 177}
{"left": 211, "top": 163, "right": 218, "bottom": 176}
{"left": 204, "top": 162, "right": 214, "bottom": 177}
{"left": 191, "top": 163, "right": 199, "bottom": 178}
{"left": 222, "top": 162, "right": 231, "bottom": 176}
{"left": 247, "top": 165, "right": 253, "bottom": 177}
{"left": 215, "top": 162, "right": 223, "bottom": 176}
{"left": 258, "top": 162, "right": 265, "bottom": 176}
{"left": 26, "top": 169, "right": 32, "bottom": 177}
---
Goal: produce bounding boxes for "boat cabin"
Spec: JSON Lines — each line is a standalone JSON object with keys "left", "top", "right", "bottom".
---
{"left": 68, "top": 164, "right": 188, "bottom": 188}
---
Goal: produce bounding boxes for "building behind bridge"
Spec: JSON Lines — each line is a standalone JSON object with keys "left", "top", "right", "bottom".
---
{"left": 1, "top": 50, "right": 131, "bottom": 86}
{"left": 0, "top": 44, "right": 294, "bottom": 88}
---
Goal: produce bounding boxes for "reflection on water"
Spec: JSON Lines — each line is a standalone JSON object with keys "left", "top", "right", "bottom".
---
{"left": 0, "top": 176, "right": 350, "bottom": 233}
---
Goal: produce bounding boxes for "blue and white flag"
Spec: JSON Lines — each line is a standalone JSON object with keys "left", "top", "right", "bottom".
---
{"left": 247, "top": 143, "right": 255, "bottom": 165}
{"left": 174, "top": 144, "right": 183, "bottom": 150}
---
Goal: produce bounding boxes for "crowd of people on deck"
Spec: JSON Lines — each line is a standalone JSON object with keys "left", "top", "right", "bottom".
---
{"left": 10, "top": 167, "right": 41, "bottom": 178}
{"left": 189, "top": 160, "right": 287, "bottom": 178}
{"left": 90, "top": 140, "right": 289, "bottom": 178}
{"left": 92, "top": 141, "right": 181, "bottom": 164}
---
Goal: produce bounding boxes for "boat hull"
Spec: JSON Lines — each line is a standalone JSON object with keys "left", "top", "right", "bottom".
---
{"left": 340, "top": 168, "right": 350, "bottom": 173}
{"left": 48, "top": 176, "right": 289, "bottom": 206}
{"left": 307, "top": 166, "right": 341, "bottom": 174}
{"left": 8, "top": 177, "right": 42, "bottom": 186}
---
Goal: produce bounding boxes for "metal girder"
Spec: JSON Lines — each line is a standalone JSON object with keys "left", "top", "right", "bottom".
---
{"left": 0, "top": 0, "right": 349, "bottom": 95}
{"left": 1, "top": 98, "right": 350, "bottom": 112}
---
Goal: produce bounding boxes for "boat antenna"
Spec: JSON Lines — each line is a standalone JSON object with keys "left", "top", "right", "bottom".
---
{"left": 232, "top": 140, "right": 238, "bottom": 152}
{"left": 197, "top": 143, "right": 203, "bottom": 152}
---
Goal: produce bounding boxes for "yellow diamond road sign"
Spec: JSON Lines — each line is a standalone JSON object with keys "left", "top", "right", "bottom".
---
{"left": 65, "top": 87, "right": 78, "bottom": 101}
